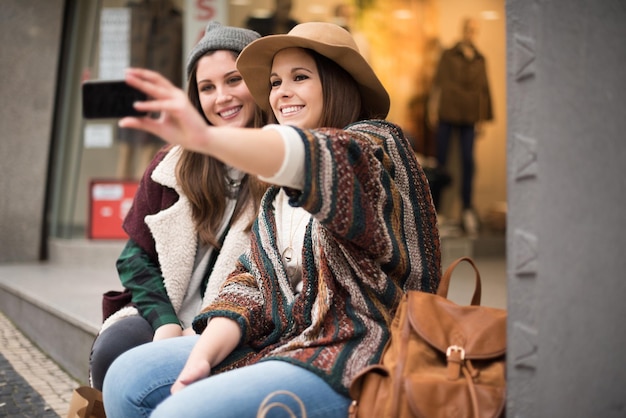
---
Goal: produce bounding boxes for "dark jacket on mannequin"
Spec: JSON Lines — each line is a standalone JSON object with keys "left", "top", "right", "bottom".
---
{"left": 434, "top": 42, "right": 493, "bottom": 125}
{"left": 127, "top": 0, "right": 183, "bottom": 85}
{"left": 121, "top": 0, "right": 183, "bottom": 145}
{"left": 245, "top": 15, "right": 299, "bottom": 36}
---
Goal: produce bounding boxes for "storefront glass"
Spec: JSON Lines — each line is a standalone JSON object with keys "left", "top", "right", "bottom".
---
{"left": 47, "top": 0, "right": 506, "bottom": 241}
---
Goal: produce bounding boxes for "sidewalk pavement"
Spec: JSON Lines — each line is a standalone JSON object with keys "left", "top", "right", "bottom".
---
{"left": 0, "top": 311, "right": 80, "bottom": 418}
{"left": 0, "top": 236, "right": 506, "bottom": 417}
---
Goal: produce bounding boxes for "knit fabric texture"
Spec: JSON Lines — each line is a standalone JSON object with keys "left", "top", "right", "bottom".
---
{"left": 193, "top": 120, "right": 442, "bottom": 396}
{"left": 186, "top": 21, "right": 260, "bottom": 77}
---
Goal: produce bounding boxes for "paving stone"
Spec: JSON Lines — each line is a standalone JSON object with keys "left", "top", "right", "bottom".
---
{"left": 0, "top": 312, "right": 81, "bottom": 418}
{"left": 0, "top": 353, "right": 59, "bottom": 417}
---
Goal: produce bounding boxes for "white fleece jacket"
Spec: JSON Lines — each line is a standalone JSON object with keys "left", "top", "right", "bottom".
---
{"left": 99, "top": 146, "right": 254, "bottom": 334}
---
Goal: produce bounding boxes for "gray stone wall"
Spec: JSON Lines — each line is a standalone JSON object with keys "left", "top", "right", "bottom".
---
{"left": 0, "top": 0, "right": 65, "bottom": 262}
{"left": 506, "top": 1, "right": 626, "bottom": 416}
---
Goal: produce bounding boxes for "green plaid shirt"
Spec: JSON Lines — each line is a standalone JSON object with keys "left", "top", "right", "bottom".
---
{"left": 116, "top": 239, "right": 179, "bottom": 330}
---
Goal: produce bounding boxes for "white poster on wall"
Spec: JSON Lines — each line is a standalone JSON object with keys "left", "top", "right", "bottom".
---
{"left": 184, "top": 0, "right": 228, "bottom": 81}
{"left": 84, "top": 123, "right": 114, "bottom": 149}
{"left": 99, "top": 8, "right": 131, "bottom": 80}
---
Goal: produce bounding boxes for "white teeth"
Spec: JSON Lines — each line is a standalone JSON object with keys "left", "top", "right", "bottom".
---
{"left": 281, "top": 106, "right": 302, "bottom": 115}
{"left": 220, "top": 107, "right": 240, "bottom": 118}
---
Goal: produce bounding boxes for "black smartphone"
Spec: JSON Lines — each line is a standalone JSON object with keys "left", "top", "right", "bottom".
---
{"left": 82, "top": 80, "right": 148, "bottom": 119}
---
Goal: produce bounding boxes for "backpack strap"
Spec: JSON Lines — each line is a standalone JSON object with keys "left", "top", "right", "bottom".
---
{"left": 436, "top": 256, "right": 482, "bottom": 306}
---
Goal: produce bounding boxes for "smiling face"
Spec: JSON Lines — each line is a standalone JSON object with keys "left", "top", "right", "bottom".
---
{"left": 269, "top": 48, "right": 324, "bottom": 129}
{"left": 195, "top": 50, "right": 256, "bottom": 128}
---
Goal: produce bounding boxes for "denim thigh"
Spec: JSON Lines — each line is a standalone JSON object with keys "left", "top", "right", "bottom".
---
{"left": 103, "top": 335, "right": 199, "bottom": 418}
{"left": 151, "top": 360, "right": 351, "bottom": 418}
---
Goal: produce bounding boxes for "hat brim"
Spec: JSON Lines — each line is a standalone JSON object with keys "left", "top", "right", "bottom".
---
{"left": 237, "top": 33, "right": 390, "bottom": 119}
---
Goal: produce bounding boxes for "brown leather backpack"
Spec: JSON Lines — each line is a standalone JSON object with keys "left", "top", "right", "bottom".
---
{"left": 349, "top": 257, "right": 507, "bottom": 418}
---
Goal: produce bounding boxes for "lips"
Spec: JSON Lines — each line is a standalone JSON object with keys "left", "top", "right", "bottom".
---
{"left": 281, "top": 105, "right": 304, "bottom": 115}
{"left": 219, "top": 106, "right": 241, "bottom": 119}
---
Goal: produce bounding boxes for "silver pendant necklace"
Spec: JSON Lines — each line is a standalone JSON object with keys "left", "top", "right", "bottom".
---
{"left": 225, "top": 168, "right": 244, "bottom": 197}
{"left": 282, "top": 206, "right": 309, "bottom": 265}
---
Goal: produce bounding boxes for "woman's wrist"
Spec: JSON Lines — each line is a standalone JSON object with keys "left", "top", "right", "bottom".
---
{"left": 153, "top": 323, "right": 183, "bottom": 341}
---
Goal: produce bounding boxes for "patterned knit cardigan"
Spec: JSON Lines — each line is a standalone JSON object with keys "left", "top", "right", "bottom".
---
{"left": 193, "top": 120, "right": 441, "bottom": 395}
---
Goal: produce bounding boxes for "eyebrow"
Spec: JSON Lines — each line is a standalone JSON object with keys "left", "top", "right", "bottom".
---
{"left": 270, "top": 66, "right": 314, "bottom": 78}
{"left": 197, "top": 69, "right": 240, "bottom": 84}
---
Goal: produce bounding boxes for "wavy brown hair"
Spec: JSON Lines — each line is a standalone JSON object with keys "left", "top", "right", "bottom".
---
{"left": 177, "top": 50, "right": 267, "bottom": 248}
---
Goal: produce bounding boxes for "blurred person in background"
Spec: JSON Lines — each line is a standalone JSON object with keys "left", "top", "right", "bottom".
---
{"left": 246, "top": 0, "right": 299, "bottom": 36}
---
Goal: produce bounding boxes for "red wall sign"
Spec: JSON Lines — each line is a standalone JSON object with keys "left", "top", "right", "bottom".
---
{"left": 89, "top": 180, "right": 139, "bottom": 239}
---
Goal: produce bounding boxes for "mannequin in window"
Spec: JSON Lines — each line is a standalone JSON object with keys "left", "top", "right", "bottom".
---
{"left": 245, "top": 0, "right": 299, "bottom": 37}
{"left": 332, "top": 3, "right": 370, "bottom": 62}
{"left": 429, "top": 17, "right": 493, "bottom": 237}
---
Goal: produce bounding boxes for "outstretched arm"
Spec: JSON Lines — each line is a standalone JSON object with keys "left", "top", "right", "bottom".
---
{"left": 171, "top": 317, "right": 241, "bottom": 394}
{"left": 119, "top": 67, "right": 284, "bottom": 178}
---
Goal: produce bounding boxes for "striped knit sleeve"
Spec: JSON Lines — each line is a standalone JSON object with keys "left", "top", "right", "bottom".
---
{"left": 288, "top": 120, "right": 441, "bottom": 292}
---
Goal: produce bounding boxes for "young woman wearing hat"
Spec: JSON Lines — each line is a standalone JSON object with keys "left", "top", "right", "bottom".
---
{"left": 88, "top": 22, "right": 267, "bottom": 391}
{"left": 102, "top": 22, "right": 441, "bottom": 418}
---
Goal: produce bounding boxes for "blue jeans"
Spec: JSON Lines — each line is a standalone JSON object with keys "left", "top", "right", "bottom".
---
{"left": 102, "top": 335, "right": 351, "bottom": 418}
{"left": 435, "top": 121, "right": 476, "bottom": 210}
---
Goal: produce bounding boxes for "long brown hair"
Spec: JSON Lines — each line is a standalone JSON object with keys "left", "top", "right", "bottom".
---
{"left": 312, "top": 50, "right": 366, "bottom": 127}
{"left": 177, "top": 50, "right": 267, "bottom": 248}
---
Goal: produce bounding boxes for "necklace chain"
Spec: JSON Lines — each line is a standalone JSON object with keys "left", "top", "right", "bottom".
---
{"left": 282, "top": 207, "right": 308, "bottom": 264}
{"left": 225, "top": 170, "right": 244, "bottom": 198}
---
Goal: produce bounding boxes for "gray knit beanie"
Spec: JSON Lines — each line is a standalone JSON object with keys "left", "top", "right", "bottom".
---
{"left": 186, "top": 21, "right": 261, "bottom": 78}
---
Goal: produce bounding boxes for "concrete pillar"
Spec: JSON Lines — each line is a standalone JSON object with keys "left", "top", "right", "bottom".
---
{"left": 506, "top": 1, "right": 626, "bottom": 416}
{"left": 0, "top": 0, "right": 65, "bottom": 262}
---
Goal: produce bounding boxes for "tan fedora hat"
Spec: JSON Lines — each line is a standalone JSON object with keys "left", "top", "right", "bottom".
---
{"left": 237, "top": 22, "right": 390, "bottom": 118}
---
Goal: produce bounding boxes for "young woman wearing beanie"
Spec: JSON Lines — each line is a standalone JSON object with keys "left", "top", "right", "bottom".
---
{"left": 103, "top": 22, "right": 441, "bottom": 417}
{"left": 88, "top": 21, "right": 266, "bottom": 391}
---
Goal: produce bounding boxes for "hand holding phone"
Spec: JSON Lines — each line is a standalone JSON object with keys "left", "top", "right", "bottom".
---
{"left": 82, "top": 80, "right": 148, "bottom": 119}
